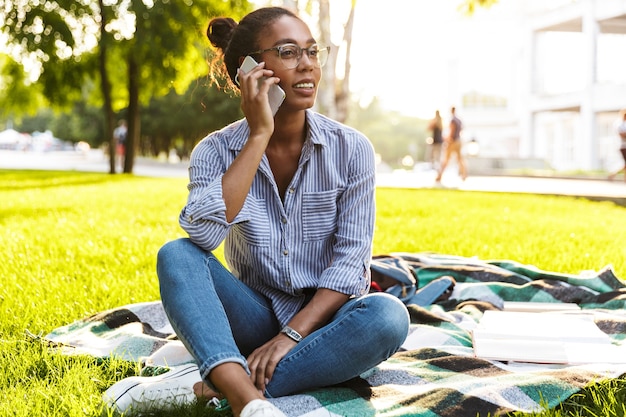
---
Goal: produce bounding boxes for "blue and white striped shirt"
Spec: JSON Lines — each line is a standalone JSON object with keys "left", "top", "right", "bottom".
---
{"left": 179, "top": 110, "right": 376, "bottom": 326}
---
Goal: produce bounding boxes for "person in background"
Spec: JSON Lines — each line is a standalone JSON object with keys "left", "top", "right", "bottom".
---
{"left": 113, "top": 119, "right": 127, "bottom": 170}
{"left": 427, "top": 110, "right": 443, "bottom": 169}
{"left": 435, "top": 106, "right": 467, "bottom": 183}
{"left": 104, "top": 6, "right": 409, "bottom": 417}
{"left": 608, "top": 109, "right": 626, "bottom": 182}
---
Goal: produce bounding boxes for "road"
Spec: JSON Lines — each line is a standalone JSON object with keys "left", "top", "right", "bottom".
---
{"left": 2, "top": 149, "right": 625, "bottom": 203}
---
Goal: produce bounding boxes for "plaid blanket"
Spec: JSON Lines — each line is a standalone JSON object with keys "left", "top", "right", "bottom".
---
{"left": 45, "top": 253, "right": 626, "bottom": 417}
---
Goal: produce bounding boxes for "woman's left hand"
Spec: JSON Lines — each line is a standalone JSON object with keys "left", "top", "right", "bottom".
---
{"left": 246, "top": 289, "right": 349, "bottom": 393}
{"left": 246, "top": 334, "right": 297, "bottom": 393}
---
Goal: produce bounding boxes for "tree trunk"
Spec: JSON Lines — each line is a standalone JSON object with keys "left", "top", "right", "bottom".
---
{"left": 98, "top": 0, "right": 116, "bottom": 174}
{"left": 317, "top": 0, "right": 337, "bottom": 119}
{"left": 335, "top": 1, "right": 356, "bottom": 123}
{"left": 123, "top": 54, "right": 139, "bottom": 174}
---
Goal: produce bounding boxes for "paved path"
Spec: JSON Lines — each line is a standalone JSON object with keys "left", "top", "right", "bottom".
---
{"left": 2, "top": 149, "right": 625, "bottom": 203}
{"left": 376, "top": 170, "right": 626, "bottom": 203}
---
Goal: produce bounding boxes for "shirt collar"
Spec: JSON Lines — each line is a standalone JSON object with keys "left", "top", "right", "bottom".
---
{"left": 228, "top": 110, "right": 328, "bottom": 151}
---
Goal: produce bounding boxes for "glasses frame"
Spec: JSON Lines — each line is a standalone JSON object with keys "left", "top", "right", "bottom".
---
{"left": 249, "top": 43, "right": 330, "bottom": 69}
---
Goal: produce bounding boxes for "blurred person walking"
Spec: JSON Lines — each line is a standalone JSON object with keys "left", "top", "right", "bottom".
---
{"left": 427, "top": 110, "right": 443, "bottom": 170}
{"left": 435, "top": 106, "right": 467, "bottom": 183}
{"left": 113, "top": 119, "right": 127, "bottom": 171}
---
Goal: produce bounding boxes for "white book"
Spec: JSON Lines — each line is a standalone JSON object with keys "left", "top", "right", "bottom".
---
{"left": 502, "top": 301, "right": 581, "bottom": 312}
{"left": 472, "top": 310, "right": 626, "bottom": 364}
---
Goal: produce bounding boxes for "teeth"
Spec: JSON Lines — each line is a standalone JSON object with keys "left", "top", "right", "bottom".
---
{"left": 295, "top": 83, "right": 314, "bottom": 88}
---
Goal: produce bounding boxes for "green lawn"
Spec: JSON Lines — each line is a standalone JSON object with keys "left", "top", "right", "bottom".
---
{"left": 1, "top": 169, "right": 625, "bottom": 417}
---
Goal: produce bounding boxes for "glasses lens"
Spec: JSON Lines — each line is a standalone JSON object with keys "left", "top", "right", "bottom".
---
{"left": 316, "top": 47, "right": 329, "bottom": 68}
{"left": 275, "top": 45, "right": 330, "bottom": 69}
{"left": 277, "top": 45, "right": 300, "bottom": 69}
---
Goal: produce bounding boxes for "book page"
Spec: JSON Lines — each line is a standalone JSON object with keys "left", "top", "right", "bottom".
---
{"left": 503, "top": 301, "right": 581, "bottom": 312}
{"left": 472, "top": 310, "right": 626, "bottom": 364}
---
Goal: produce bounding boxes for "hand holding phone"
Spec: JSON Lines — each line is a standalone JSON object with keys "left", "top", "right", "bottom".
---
{"left": 238, "top": 56, "right": 285, "bottom": 116}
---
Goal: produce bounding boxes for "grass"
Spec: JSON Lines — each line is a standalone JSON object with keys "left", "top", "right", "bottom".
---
{"left": 1, "top": 169, "right": 625, "bottom": 417}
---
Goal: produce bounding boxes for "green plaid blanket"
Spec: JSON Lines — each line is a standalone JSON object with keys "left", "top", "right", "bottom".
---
{"left": 46, "top": 253, "right": 626, "bottom": 417}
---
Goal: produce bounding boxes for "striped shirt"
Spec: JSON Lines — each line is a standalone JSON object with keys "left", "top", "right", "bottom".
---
{"left": 179, "top": 110, "right": 376, "bottom": 326}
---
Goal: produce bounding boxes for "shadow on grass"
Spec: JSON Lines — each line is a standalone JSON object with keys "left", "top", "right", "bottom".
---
{"left": 0, "top": 169, "right": 133, "bottom": 192}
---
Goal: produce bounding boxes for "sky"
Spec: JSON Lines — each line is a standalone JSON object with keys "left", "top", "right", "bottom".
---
{"left": 338, "top": 0, "right": 626, "bottom": 119}
{"left": 337, "top": 0, "right": 522, "bottom": 118}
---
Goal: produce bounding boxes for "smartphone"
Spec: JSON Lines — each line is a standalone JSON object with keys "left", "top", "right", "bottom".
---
{"left": 239, "top": 55, "right": 286, "bottom": 116}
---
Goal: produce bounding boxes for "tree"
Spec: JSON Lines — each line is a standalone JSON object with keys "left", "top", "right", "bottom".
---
{"left": 459, "top": 0, "right": 500, "bottom": 15}
{"left": 140, "top": 78, "right": 242, "bottom": 159}
{"left": 97, "top": 0, "right": 116, "bottom": 174}
{"left": 0, "top": 1, "right": 98, "bottom": 113}
{"left": 0, "top": 0, "right": 249, "bottom": 173}
{"left": 282, "top": 0, "right": 356, "bottom": 123}
{"left": 0, "top": 55, "right": 47, "bottom": 120}
{"left": 346, "top": 97, "right": 430, "bottom": 167}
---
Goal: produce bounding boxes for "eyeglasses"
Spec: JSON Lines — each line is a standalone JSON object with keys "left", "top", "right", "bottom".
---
{"left": 250, "top": 44, "right": 330, "bottom": 69}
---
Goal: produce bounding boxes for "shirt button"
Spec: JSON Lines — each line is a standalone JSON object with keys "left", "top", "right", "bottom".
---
{"left": 281, "top": 217, "right": 287, "bottom": 224}
{"left": 288, "top": 188, "right": 295, "bottom": 194}
{"left": 283, "top": 250, "right": 288, "bottom": 256}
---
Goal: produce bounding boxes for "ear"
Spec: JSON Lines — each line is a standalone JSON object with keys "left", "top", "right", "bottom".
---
{"left": 238, "top": 56, "right": 246, "bottom": 66}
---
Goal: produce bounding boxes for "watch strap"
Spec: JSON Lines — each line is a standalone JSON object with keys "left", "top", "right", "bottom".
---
{"left": 280, "top": 325, "right": 303, "bottom": 343}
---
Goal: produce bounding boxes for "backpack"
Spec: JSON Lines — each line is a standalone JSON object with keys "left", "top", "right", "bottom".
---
{"left": 370, "top": 255, "right": 455, "bottom": 306}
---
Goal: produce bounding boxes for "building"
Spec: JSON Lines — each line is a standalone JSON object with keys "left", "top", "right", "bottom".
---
{"left": 522, "top": 0, "right": 626, "bottom": 171}
{"left": 451, "top": 0, "right": 626, "bottom": 173}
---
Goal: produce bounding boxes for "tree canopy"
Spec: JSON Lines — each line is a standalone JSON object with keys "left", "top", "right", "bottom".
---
{"left": 0, "top": 0, "right": 249, "bottom": 172}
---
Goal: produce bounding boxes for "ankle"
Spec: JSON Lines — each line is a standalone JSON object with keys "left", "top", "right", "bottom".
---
{"left": 228, "top": 391, "right": 266, "bottom": 416}
{"left": 209, "top": 363, "right": 265, "bottom": 416}
{"left": 193, "top": 381, "right": 219, "bottom": 400}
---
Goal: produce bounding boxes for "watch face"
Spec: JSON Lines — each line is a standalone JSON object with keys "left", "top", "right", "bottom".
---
{"left": 282, "top": 326, "right": 302, "bottom": 342}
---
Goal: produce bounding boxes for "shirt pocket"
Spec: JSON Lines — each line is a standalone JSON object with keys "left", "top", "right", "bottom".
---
{"left": 233, "top": 197, "right": 271, "bottom": 246}
{"left": 302, "top": 189, "right": 340, "bottom": 242}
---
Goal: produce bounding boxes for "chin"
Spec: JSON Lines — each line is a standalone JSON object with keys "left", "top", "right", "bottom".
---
{"left": 284, "top": 99, "right": 316, "bottom": 112}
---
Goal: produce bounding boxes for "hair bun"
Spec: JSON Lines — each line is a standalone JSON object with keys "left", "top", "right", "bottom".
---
{"left": 207, "top": 17, "right": 237, "bottom": 51}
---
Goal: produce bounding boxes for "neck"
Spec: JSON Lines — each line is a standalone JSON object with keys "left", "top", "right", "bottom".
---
{"left": 269, "top": 111, "right": 307, "bottom": 147}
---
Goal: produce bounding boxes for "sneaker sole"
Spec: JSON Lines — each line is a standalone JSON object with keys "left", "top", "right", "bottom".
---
{"left": 103, "top": 364, "right": 200, "bottom": 412}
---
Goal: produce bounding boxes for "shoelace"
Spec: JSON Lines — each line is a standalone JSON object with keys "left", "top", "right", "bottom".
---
{"left": 208, "top": 397, "right": 231, "bottom": 411}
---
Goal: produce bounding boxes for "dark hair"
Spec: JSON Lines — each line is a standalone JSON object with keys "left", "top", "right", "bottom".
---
{"left": 207, "top": 7, "right": 298, "bottom": 89}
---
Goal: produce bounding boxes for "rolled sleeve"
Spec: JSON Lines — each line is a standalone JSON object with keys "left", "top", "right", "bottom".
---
{"left": 180, "top": 176, "right": 257, "bottom": 251}
{"left": 178, "top": 127, "right": 254, "bottom": 252}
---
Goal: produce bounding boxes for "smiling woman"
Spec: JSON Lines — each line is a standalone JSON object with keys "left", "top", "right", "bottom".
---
{"left": 101, "top": 6, "right": 409, "bottom": 417}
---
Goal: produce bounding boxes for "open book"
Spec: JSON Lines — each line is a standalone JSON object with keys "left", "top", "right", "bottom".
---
{"left": 472, "top": 309, "right": 626, "bottom": 364}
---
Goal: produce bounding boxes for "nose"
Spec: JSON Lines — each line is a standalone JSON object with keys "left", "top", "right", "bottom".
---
{"left": 297, "top": 51, "right": 314, "bottom": 69}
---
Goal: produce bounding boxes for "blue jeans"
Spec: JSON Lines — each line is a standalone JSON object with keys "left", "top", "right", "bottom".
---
{"left": 156, "top": 238, "right": 409, "bottom": 398}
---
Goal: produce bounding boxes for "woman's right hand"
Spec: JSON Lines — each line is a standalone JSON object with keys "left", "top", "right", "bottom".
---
{"left": 221, "top": 62, "right": 280, "bottom": 222}
{"left": 237, "top": 61, "right": 280, "bottom": 141}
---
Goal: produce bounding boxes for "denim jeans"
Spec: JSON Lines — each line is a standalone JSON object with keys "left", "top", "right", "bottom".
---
{"left": 156, "top": 238, "right": 409, "bottom": 398}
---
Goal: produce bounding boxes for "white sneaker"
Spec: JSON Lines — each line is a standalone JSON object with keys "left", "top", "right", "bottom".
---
{"left": 240, "top": 399, "right": 287, "bottom": 417}
{"left": 102, "top": 364, "right": 201, "bottom": 413}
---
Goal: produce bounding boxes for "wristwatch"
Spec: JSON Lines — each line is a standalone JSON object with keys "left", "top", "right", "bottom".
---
{"left": 280, "top": 326, "right": 303, "bottom": 343}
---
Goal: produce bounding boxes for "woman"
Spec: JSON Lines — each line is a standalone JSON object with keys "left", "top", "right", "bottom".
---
{"left": 427, "top": 110, "right": 443, "bottom": 169}
{"left": 107, "top": 7, "right": 409, "bottom": 417}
